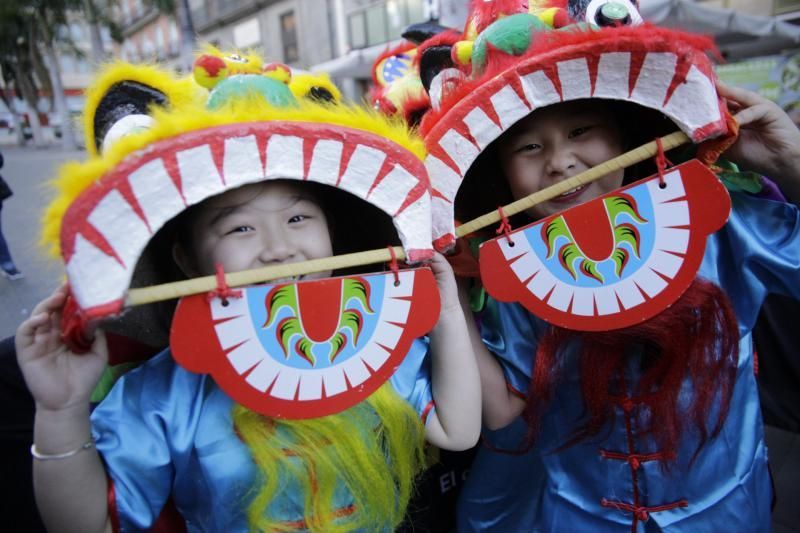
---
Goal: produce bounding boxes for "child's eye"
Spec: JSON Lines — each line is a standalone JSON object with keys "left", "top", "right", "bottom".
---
{"left": 288, "top": 214, "right": 309, "bottom": 224}
{"left": 515, "top": 143, "right": 541, "bottom": 153}
{"left": 225, "top": 225, "right": 254, "bottom": 235}
{"left": 568, "top": 126, "right": 592, "bottom": 139}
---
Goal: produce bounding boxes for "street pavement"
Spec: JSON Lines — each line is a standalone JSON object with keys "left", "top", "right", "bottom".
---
{"left": 0, "top": 145, "right": 84, "bottom": 339}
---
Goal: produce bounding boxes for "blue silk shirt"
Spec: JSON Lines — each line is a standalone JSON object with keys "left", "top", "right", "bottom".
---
{"left": 458, "top": 193, "right": 800, "bottom": 532}
{"left": 91, "top": 338, "right": 434, "bottom": 532}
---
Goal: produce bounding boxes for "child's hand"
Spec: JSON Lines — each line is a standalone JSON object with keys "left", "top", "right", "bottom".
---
{"left": 15, "top": 286, "right": 108, "bottom": 412}
{"left": 428, "top": 252, "right": 460, "bottom": 315}
{"left": 718, "top": 82, "right": 800, "bottom": 203}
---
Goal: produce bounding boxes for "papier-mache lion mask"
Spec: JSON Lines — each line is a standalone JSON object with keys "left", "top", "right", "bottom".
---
{"left": 416, "top": 0, "right": 736, "bottom": 331}
{"left": 44, "top": 50, "right": 439, "bottom": 419}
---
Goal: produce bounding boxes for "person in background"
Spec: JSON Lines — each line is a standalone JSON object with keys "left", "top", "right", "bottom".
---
{"left": 0, "top": 149, "right": 23, "bottom": 280}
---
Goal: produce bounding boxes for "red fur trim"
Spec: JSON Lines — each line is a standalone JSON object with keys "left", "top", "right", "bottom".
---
{"left": 697, "top": 108, "right": 739, "bottom": 166}
{"left": 421, "top": 24, "right": 718, "bottom": 136}
{"left": 520, "top": 278, "right": 739, "bottom": 462}
{"left": 369, "top": 86, "right": 398, "bottom": 115}
{"left": 468, "top": 0, "right": 529, "bottom": 34}
{"left": 401, "top": 93, "right": 432, "bottom": 126}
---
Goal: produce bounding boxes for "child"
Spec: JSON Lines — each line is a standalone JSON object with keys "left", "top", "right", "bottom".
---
{"left": 414, "top": 2, "right": 800, "bottom": 530}
{"left": 0, "top": 149, "right": 23, "bottom": 280}
{"left": 456, "top": 94, "right": 800, "bottom": 533}
{"left": 16, "top": 58, "right": 480, "bottom": 532}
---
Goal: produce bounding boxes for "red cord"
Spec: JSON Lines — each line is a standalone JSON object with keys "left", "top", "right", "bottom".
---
{"left": 655, "top": 137, "right": 674, "bottom": 188}
{"left": 387, "top": 246, "right": 401, "bottom": 286}
{"left": 496, "top": 206, "right": 514, "bottom": 245}
{"left": 207, "top": 263, "right": 243, "bottom": 304}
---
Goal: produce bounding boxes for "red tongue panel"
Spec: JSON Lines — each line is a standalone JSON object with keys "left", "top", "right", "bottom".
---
{"left": 297, "top": 279, "right": 342, "bottom": 343}
{"left": 561, "top": 199, "right": 614, "bottom": 261}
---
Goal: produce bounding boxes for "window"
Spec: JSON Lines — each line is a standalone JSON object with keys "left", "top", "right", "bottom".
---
{"left": 76, "top": 56, "right": 90, "bottom": 74}
{"left": 60, "top": 55, "right": 75, "bottom": 73}
{"left": 280, "top": 11, "right": 299, "bottom": 63}
{"left": 349, "top": 11, "right": 366, "bottom": 49}
{"left": 366, "top": 4, "right": 388, "bottom": 44}
{"left": 774, "top": 0, "right": 800, "bottom": 15}
{"left": 234, "top": 18, "right": 261, "bottom": 48}
{"left": 121, "top": 0, "right": 131, "bottom": 24}
{"left": 156, "top": 28, "right": 165, "bottom": 59}
{"left": 169, "top": 22, "right": 179, "bottom": 56}
{"left": 70, "top": 23, "right": 83, "bottom": 42}
{"left": 347, "top": 0, "right": 429, "bottom": 49}
{"left": 142, "top": 37, "right": 154, "bottom": 60}
{"left": 406, "top": 0, "right": 426, "bottom": 24}
{"left": 387, "top": 0, "right": 405, "bottom": 39}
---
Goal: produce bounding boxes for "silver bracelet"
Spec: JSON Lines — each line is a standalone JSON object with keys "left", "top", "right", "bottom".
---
{"left": 30, "top": 439, "right": 95, "bottom": 461}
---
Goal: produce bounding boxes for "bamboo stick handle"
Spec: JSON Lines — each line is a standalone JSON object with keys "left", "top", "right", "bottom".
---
{"left": 125, "top": 246, "right": 406, "bottom": 306}
{"left": 454, "top": 130, "right": 690, "bottom": 237}
{"left": 124, "top": 131, "right": 691, "bottom": 307}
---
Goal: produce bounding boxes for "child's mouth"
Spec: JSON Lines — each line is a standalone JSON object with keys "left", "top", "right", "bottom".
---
{"left": 551, "top": 184, "right": 586, "bottom": 202}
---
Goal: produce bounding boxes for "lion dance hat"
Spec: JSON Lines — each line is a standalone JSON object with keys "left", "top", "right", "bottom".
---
{"left": 414, "top": 0, "right": 737, "bottom": 331}
{"left": 44, "top": 48, "right": 439, "bottom": 420}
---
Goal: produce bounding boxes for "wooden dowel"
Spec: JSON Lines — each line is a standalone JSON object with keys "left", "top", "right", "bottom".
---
{"left": 454, "top": 130, "right": 690, "bottom": 237}
{"left": 124, "top": 131, "right": 691, "bottom": 307}
{"left": 125, "top": 246, "right": 406, "bottom": 306}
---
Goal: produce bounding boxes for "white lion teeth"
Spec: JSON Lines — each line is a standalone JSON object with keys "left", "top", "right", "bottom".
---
{"left": 210, "top": 272, "right": 415, "bottom": 402}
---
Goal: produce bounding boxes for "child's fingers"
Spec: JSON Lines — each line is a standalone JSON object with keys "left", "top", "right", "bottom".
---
{"left": 29, "top": 285, "right": 68, "bottom": 318}
{"left": 16, "top": 313, "right": 51, "bottom": 345}
{"left": 717, "top": 82, "right": 763, "bottom": 107}
{"left": 733, "top": 103, "right": 774, "bottom": 129}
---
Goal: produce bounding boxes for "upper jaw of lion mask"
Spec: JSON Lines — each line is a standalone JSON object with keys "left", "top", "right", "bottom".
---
{"left": 415, "top": 0, "right": 734, "bottom": 250}
{"left": 45, "top": 58, "right": 432, "bottom": 324}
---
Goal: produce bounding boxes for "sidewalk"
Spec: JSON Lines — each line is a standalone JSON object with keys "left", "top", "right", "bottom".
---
{"left": 0, "top": 145, "right": 82, "bottom": 338}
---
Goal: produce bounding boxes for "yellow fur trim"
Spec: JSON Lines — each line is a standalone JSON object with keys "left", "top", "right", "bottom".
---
{"left": 290, "top": 72, "right": 342, "bottom": 103}
{"left": 43, "top": 98, "right": 424, "bottom": 258}
{"left": 232, "top": 383, "right": 426, "bottom": 532}
{"left": 82, "top": 62, "right": 200, "bottom": 157}
{"left": 263, "top": 63, "right": 292, "bottom": 85}
{"left": 193, "top": 45, "right": 264, "bottom": 89}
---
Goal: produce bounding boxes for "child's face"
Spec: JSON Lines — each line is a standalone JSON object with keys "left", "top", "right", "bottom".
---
{"left": 497, "top": 100, "right": 625, "bottom": 220}
{"left": 183, "top": 181, "right": 333, "bottom": 281}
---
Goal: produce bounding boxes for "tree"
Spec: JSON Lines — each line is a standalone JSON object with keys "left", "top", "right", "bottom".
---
{"left": 0, "top": 3, "right": 50, "bottom": 146}
{"left": 35, "top": 0, "right": 87, "bottom": 150}
{"left": 81, "top": 0, "right": 124, "bottom": 65}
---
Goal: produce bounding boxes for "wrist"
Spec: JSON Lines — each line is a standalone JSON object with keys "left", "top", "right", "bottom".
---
{"left": 34, "top": 403, "right": 95, "bottom": 457}
{"left": 35, "top": 401, "right": 92, "bottom": 425}
{"left": 433, "top": 304, "right": 467, "bottom": 333}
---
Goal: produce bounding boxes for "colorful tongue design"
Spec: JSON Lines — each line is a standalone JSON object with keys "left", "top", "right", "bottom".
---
{"left": 170, "top": 269, "right": 439, "bottom": 419}
{"left": 479, "top": 159, "right": 730, "bottom": 331}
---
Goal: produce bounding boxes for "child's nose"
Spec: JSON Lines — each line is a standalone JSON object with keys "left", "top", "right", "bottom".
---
{"left": 258, "top": 231, "right": 294, "bottom": 264}
{"left": 546, "top": 149, "right": 577, "bottom": 176}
